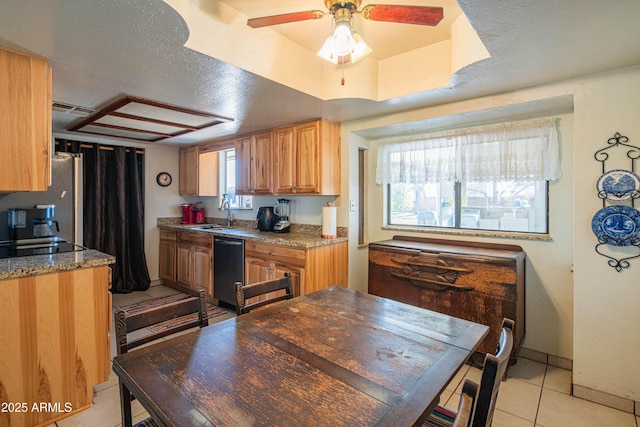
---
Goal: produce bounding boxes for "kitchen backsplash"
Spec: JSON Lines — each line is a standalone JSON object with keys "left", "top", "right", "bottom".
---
{"left": 156, "top": 217, "right": 347, "bottom": 237}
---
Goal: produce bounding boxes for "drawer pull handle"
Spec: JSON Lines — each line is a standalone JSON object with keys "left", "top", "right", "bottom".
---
{"left": 389, "top": 271, "right": 475, "bottom": 291}
{"left": 390, "top": 258, "right": 473, "bottom": 273}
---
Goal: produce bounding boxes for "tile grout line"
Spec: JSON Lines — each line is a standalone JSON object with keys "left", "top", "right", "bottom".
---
{"left": 533, "top": 362, "right": 549, "bottom": 426}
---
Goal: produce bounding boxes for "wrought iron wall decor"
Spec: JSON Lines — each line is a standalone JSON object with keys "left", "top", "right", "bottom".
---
{"left": 592, "top": 132, "right": 640, "bottom": 271}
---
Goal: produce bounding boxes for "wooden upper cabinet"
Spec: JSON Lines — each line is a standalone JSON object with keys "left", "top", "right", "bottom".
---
{"left": 274, "top": 119, "right": 341, "bottom": 195}
{"left": 274, "top": 125, "right": 296, "bottom": 194}
{"left": 179, "top": 146, "right": 198, "bottom": 195}
{"left": 198, "top": 148, "right": 219, "bottom": 196}
{"left": 235, "top": 130, "right": 273, "bottom": 195}
{"left": 0, "top": 47, "right": 52, "bottom": 192}
{"left": 235, "top": 135, "right": 252, "bottom": 194}
{"left": 179, "top": 146, "right": 219, "bottom": 196}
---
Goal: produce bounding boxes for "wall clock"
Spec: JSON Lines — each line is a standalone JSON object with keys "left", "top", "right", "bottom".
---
{"left": 156, "top": 172, "right": 172, "bottom": 187}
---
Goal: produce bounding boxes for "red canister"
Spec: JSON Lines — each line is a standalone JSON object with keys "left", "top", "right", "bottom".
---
{"left": 181, "top": 203, "right": 193, "bottom": 224}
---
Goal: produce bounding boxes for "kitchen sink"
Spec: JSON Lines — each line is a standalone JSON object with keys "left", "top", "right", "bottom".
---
{"left": 190, "top": 224, "right": 228, "bottom": 230}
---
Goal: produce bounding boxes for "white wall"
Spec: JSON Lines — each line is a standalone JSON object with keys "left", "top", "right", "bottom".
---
{"left": 143, "top": 144, "right": 183, "bottom": 281}
{"left": 341, "top": 64, "right": 640, "bottom": 402}
{"left": 572, "top": 66, "right": 640, "bottom": 402}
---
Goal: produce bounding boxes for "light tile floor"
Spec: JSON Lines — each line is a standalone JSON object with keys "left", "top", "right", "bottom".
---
{"left": 47, "top": 285, "right": 640, "bottom": 427}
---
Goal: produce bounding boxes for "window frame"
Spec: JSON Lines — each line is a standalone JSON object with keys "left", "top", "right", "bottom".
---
{"left": 386, "top": 180, "right": 550, "bottom": 236}
{"left": 219, "top": 148, "right": 253, "bottom": 210}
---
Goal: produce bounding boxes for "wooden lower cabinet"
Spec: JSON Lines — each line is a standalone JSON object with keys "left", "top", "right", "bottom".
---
{"left": 368, "top": 236, "right": 525, "bottom": 364}
{"left": 0, "top": 266, "right": 111, "bottom": 427}
{"left": 158, "top": 229, "right": 348, "bottom": 305}
{"left": 159, "top": 230, "right": 177, "bottom": 283}
{"left": 160, "top": 230, "right": 213, "bottom": 297}
{"left": 175, "top": 231, "right": 213, "bottom": 296}
{"left": 244, "top": 240, "right": 347, "bottom": 304}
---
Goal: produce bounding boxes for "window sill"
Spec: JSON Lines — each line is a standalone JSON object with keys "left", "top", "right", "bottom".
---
{"left": 381, "top": 225, "right": 552, "bottom": 241}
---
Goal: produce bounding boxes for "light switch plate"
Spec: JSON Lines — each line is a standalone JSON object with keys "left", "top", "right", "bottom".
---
{"left": 349, "top": 199, "right": 356, "bottom": 212}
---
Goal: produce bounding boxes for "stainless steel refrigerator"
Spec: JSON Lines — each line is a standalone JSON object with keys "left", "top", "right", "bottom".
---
{"left": 0, "top": 152, "right": 83, "bottom": 243}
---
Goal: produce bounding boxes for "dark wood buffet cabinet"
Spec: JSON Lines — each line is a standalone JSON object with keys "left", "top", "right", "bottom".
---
{"left": 368, "top": 236, "right": 525, "bottom": 364}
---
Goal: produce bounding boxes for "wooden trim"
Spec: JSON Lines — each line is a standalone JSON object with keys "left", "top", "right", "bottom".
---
{"left": 68, "top": 96, "right": 233, "bottom": 142}
{"left": 69, "top": 96, "right": 233, "bottom": 131}
{"left": 199, "top": 138, "right": 235, "bottom": 152}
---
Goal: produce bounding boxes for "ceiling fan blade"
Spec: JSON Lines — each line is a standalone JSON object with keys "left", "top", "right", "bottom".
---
{"left": 247, "top": 10, "right": 325, "bottom": 28}
{"left": 360, "top": 4, "right": 444, "bottom": 26}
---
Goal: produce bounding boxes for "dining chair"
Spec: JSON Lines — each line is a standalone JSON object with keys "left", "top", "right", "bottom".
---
{"left": 114, "top": 289, "right": 209, "bottom": 427}
{"left": 424, "top": 378, "right": 479, "bottom": 427}
{"left": 425, "top": 318, "right": 514, "bottom": 427}
{"left": 235, "top": 272, "right": 293, "bottom": 315}
{"left": 471, "top": 318, "right": 514, "bottom": 427}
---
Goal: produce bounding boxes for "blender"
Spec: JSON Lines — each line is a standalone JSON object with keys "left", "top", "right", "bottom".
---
{"left": 273, "top": 199, "right": 291, "bottom": 233}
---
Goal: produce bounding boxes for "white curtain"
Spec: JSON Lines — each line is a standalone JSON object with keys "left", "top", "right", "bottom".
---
{"left": 376, "top": 117, "right": 562, "bottom": 184}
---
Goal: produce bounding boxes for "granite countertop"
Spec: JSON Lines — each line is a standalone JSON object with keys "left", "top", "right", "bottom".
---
{"left": 0, "top": 249, "right": 116, "bottom": 280}
{"left": 158, "top": 222, "right": 348, "bottom": 249}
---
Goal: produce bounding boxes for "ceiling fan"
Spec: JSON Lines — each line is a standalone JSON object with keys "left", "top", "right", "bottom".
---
{"left": 247, "top": 1, "right": 444, "bottom": 64}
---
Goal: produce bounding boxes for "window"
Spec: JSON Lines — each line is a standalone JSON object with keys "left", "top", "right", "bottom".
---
{"left": 378, "top": 118, "right": 560, "bottom": 234}
{"left": 219, "top": 149, "right": 252, "bottom": 209}
{"left": 388, "top": 180, "right": 548, "bottom": 232}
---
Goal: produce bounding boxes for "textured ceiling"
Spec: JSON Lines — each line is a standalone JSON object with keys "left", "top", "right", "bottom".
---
{"left": 0, "top": 0, "right": 639, "bottom": 145}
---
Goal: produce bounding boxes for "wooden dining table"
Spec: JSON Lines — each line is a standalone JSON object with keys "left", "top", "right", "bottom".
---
{"left": 112, "top": 286, "right": 489, "bottom": 427}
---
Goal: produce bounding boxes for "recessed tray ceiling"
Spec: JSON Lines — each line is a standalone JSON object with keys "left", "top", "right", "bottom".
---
{"left": 68, "top": 96, "right": 234, "bottom": 142}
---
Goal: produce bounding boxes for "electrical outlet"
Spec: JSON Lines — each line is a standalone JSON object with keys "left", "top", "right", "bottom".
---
{"left": 349, "top": 199, "right": 356, "bottom": 212}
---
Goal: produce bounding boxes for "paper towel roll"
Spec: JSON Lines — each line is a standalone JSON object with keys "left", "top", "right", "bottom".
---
{"left": 322, "top": 206, "right": 337, "bottom": 238}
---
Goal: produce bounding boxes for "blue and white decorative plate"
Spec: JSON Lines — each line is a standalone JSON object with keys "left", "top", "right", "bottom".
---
{"left": 591, "top": 206, "right": 640, "bottom": 246}
{"left": 596, "top": 169, "right": 640, "bottom": 201}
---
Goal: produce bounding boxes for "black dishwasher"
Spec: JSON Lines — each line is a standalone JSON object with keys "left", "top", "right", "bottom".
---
{"left": 213, "top": 236, "right": 245, "bottom": 307}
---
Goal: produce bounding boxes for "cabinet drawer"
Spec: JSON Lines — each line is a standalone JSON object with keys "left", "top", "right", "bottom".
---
{"left": 177, "top": 231, "right": 212, "bottom": 247}
{"left": 160, "top": 230, "right": 177, "bottom": 241}
{"left": 245, "top": 241, "right": 306, "bottom": 266}
{"left": 369, "top": 248, "right": 517, "bottom": 298}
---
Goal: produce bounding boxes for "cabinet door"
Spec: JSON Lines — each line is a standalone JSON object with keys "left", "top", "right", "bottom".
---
{"left": 179, "top": 147, "right": 198, "bottom": 196}
{"left": 294, "top": 121, "right": 319, "bottom": 194}
{"left": 245, "top": 256, "right": 271, "bottom": 285}
{"left": 251, "top": 131, "right": 273, "bottom": 194}
{"left": 176, "top": 244, "right": 192, "bottom": 288}
{"left": 198, "top": 150, "right": 219, "bottom": 196}
{"left": 158, "top": 239, "right": 176, "bottom": 283}
{"left": 235, "top": 136, "right": 252, "bottom": 194}
{"left": 244, "top": 256, "right": 272, "bottom": 306}
{"left": 273, "top": 264, "right": 303, "bottom": 297}
{"left": 0, "top": 48, "right": 51, "bottom": 192}
{"left": 191, "top": 246, "right": 213, "bottom": 295}
{"left": 274, "top": 125, "right": 296, "bottom": 194}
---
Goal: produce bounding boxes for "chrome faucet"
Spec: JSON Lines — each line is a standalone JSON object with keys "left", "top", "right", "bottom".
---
{"left": 219, "top": 194, "right": 233, "bottom": 227}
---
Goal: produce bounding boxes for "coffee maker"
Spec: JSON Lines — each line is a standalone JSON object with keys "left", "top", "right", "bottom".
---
{"left": 191, "top": 202, "right": 206, "bottom": 224}
{"left": 8, "top": 205, "right": 60, "bottom": 242}
{"left": 273, "top": 199, "right": 291, "bottom": 233}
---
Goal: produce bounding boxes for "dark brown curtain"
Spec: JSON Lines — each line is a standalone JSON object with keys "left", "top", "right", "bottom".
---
{"left": 57, "top": 139, "right": 150, "bottom": 293}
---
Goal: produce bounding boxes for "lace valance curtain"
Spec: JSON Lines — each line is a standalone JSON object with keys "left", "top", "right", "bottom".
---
{"left": 376, "top": 117, "right": 562, "bottom": 184}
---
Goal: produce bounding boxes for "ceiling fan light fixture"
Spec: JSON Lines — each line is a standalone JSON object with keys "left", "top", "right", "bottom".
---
{"left": 317, "top": 19, "right": 371, "bottom": 65}
{"left": 350, "top": 32, "right": 372, "bottom": 63}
